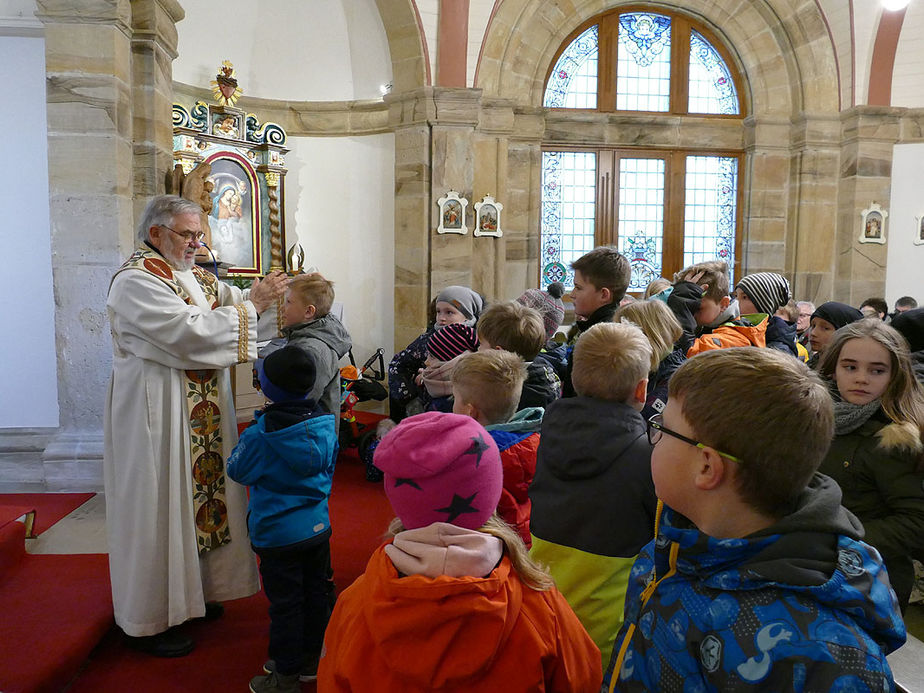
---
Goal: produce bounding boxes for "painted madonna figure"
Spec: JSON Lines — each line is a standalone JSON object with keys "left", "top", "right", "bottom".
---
{"left": 104, "top": 195, "right": 287, "bottom": 657}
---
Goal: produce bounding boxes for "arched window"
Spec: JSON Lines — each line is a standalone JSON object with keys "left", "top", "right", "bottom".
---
{"left": 540, "top": 8, "right": 745, "bottom": 292}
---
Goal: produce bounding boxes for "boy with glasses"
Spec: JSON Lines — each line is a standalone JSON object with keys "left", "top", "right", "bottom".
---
{"left": 529, "top": 322, "right": 657, "bottom": 672}
{"left": 603, "top": 348, "right": 905, "bottom": 692}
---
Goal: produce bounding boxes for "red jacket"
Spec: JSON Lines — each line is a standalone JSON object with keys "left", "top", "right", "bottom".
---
{"left": 493, "top": 431, "right": 540, "bottom": 548}
{"left": 318, "top": 543, "right": 602, "bottom": 692}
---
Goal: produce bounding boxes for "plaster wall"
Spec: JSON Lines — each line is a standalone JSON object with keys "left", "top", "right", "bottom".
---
{"left": 852, "top": 2, "right": 880, "bottom": 105}
{"left": 283, "top": 134, "right": 396, "bottom": 367}
{"left": 886, "top": 142, "right": 924, "bottom": 306}
{"left": 817, "top": 0, "right": 852, "bottom": 107}
{"left": 0, "top": 34, "right": 59, "bottom": 428}
{"left": 173, "top": 0, "right": 391, "bottom": 101}
{"left": 891, "top": 2, "right": 924, "bottom": 108}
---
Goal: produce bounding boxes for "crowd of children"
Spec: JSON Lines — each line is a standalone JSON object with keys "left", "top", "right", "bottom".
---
{"left": 222, "top": 250, "right": 924, "bottom": 692}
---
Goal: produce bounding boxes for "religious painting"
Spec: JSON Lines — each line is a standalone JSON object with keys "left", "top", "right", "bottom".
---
{"left": 474, "top": 195, "right": 504, "bottom": 238}
{"left": 437, "top": 190, "right": 468, "bottom": 234}
{"left": 858, "top": 203, "right": 887, "bottom": 245}
{"left": 204, "top": 153, "right": 259, "bottom": 270}
{"left": 915, "top": 214, "right": 924, "bottom": 246}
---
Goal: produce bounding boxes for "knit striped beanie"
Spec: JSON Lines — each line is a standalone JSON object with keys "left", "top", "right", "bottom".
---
{"left": 426, "top": 322, "right": 480, "bottom": 361}
{"left": 735, "top": 272, "right": 791, "bottom": 315}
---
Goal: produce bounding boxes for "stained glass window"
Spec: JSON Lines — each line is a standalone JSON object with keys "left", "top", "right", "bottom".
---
{"left": 688, "top": 30, "right": 739, "bottom": 114}
{"left": 540, "top": 151, "right": 597, "bottom": 289}
{"left": 683, "top": 156, "right": 738, "bottom": 285}
{"left": 616, "top": 159, "right": 665, "bottom": 291}
{"left": 544, "top": 26, "right": 599, "bottom": 108}
{"left": 616, "top": 13, "right": 672, "bottom": 112}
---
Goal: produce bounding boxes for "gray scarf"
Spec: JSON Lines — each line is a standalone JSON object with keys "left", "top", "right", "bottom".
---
{"left": 833, "top": 398, "right": 881, "bottom": 435}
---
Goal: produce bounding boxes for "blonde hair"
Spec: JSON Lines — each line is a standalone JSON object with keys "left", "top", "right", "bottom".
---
{"left": 614, "top": 300, "right": 683, "bottom": 371}
{"left": 776, "top": 299, "right": 800, "bottom": 323}
{"left": 572, "top": 322, "right": 651, "bottom": 402}
{"left": 819, "top": 319, "right": 924, "bottom": 456}
{"left": 670, "top": 348, "right": 834, "bottom": 517}
{"left": 673, "top": 260, "right": 730, "bottom": 302}
{"left": 451, "top": 350, "right": 527, "bottom": 424}
{"left": 476, "top": 301, "right": 546, "bottom": 360}
{"left": 387, "top": 514, "right": 554, "bottom": 591}
{"left": 288, "top": 272, "right": 334, "bottom": 318}
{"left": 643, "top": 278, "right": 671, "bottom": 299}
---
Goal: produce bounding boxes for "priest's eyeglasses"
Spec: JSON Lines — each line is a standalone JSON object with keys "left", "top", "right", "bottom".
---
{"left": 159, "top": 224, "right": 205, "bottom": 244}
{"left": 646, "top": 413, "right": 742, "bottom": 463}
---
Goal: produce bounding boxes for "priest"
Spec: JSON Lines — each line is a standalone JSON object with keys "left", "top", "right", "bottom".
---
{"left": 104, "top": 194, "right": 288, "bottom": 657}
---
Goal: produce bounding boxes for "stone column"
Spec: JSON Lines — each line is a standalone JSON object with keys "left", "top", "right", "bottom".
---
{"left": 36, "top": 0, "right": 182, "bottom": 490}
{"left": 836, "top": 108, "right": 899, "bottom": 304}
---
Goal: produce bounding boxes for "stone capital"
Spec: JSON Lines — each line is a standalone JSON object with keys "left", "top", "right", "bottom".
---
{"left": 129, "top": 0, "right": 183, "bottom": 59}
{"left": 35, "top": 0, "right": 131, "bottom": 35}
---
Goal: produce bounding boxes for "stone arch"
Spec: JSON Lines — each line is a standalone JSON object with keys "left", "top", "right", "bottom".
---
{"left": 375, "top": 0, "right": 429, "bottom": 92}
{"left": 476, "top": 0, "right": 840, "bottom": 117}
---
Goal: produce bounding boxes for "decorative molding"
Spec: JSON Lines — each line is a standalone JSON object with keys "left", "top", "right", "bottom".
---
{"left": 0, "top": 15, "right": 44, "bottom": 37}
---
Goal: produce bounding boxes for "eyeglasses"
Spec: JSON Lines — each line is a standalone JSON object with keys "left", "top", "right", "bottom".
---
{"left": 646, "top": 413, "right": 742, "bottom": 463}
{"left": 158, "top": 225, "right": 205, "bottom": 244}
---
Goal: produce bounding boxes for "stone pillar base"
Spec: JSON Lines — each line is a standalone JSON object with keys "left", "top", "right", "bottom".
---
{"left": 41, "top": 430, "right": 104, "bottom": 492}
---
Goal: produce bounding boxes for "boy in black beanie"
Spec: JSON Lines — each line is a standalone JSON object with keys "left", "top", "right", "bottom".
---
{"left": 227, "top": 346, "right": 339, "bottom": 693}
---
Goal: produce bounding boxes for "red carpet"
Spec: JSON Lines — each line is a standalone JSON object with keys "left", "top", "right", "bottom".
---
{"left": 0, "top": 493, "right": 95, "bottom": 536}
{"left": 0, "top": 521, "right": 111, "bottom": 693}
{"left": 66, "top": 448, "right": 393, "bottom": 692}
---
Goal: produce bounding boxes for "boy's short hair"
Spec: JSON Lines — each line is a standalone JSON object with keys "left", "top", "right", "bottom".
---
{"left": 570, "top": 246, "right": 631, "bottom": 303}
{"left": 669, "top": 348, "right": 833, "bottom": 517}
{"left": 451, "top": 350, "right": 527, "bottom": 425}
{"left": 288, "top": 272, "right": 334, "bottom": 318}
{"left": 860, "top": 297, "right": 888, "bottom": 318}
{"left": 673, "top": 260, "right": 730, "bottom": 302}
{"left": 476, "top": 301, "right": 546, "bottom": 360}
{"left": 614, "top": 300, "right": 683, "bottom": 371}
{"left": 896, "top": 296, "right": 918, "bottom": 310}
{"left": 571, "top": 322, "right": 651, "bottom": 402}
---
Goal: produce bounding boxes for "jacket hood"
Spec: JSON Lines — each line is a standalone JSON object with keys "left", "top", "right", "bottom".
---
{"left": 656, "top": 474, "right": 904, "bottom": 651}
{"left": 876, "top": 420, "right": 923, "bottom": 454}
{"left": 485, "top": 407, "right": 544, "bottom": 434}
{"left": 539, "top": 397, "right": 646, "bottom": 480}
{"left": 764, "top": 315, "right": 798, "bottom": 355}
{"left": 358, "top": 544, "right": 524, "bottom": 688}
{"left": 254, "top": 408, "right": 338, "bottom": 476}
{"left": 283, "top": 313, "right": 352, "bottom": 358}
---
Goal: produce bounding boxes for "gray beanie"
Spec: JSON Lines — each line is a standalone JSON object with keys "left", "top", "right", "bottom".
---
{"left": 436, "top": 286, "right": 484, "bottom": 326}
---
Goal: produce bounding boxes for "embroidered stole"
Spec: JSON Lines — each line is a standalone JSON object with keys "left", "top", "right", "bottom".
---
{"left": 115, "top": 248, "right": 243, "bottom": 553}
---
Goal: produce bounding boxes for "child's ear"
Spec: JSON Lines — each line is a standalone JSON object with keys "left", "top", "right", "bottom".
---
{"left": 600, "top": 287, "right": 612, "bottom": 303}
{"left": 693, "top": 448, "right": 728, "bottom": 491}
{"left": 632, "top": 378, "right": 648, "bottom": 405}
{"left": 304, "top": 304, "right": 317, "bottom": 321}
{"left": 720, "top": 295, "right": 731, "bottom": 310}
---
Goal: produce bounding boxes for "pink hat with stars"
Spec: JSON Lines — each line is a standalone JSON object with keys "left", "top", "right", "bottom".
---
{"left": 373, "top": 412, "right": 502, "bottom": 531}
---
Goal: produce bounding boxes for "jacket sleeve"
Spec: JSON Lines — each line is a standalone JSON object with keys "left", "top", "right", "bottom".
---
{"left": 226, "top": 426, "right": 263, "bottom": 486}
{"left": 388, "top": 331, "right": 429, "bottom": 403}
{"left": 543, "top": 589, "right": 604, "bottom": 692}
{"left": 860, "top": 446, "right": 924, "bottom": 558}
{"left": 667, "top": 281, "right": 703, "bottom": 346}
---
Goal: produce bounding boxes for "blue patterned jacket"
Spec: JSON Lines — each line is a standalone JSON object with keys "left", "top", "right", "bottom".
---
{"left": 602, "top": 474, "right": 906, "bottom": 692}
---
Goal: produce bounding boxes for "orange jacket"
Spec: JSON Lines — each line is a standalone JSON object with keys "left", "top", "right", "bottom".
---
{"left": 318, "top": 543, "right": 602, "bottom": 692}
{"left": 686, "top": 314, "right": 768, "bottom": 356}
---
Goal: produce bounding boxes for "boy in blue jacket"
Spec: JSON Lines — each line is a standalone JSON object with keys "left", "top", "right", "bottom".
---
{"left": 227, "top": 345, "right": 339, "bottom": 693}
{"left": 603, "top": 348, "right": 905, "bottom": 692}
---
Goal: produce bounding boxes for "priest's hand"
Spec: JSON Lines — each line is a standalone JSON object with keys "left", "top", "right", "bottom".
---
{"left": 249, "top": 271, "right": 289, "bottom": 314}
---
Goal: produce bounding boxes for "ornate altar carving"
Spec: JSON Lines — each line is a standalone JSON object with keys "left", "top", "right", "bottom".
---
{"left": 170, "top": 61, "right": 291, "bottom": 277}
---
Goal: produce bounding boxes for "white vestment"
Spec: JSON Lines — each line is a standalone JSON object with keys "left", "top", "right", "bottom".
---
{"left": 104, "top": 264, "right": 261, "bottom": 637}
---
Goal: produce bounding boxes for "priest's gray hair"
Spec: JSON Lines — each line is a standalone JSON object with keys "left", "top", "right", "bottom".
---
{"left": 137, "top": 195, "right": 203, "bottom": 244}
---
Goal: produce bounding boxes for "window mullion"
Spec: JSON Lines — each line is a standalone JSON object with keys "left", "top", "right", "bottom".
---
{"left": 664, "top": 151, "right": 686, "bottom": 279}
{"left": 597, "top": 150, "right": 617, "bottom": 246}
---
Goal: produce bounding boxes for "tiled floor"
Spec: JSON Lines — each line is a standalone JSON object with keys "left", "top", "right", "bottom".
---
{"left": 26, "top": 493, "right": 107, "bottom": 555}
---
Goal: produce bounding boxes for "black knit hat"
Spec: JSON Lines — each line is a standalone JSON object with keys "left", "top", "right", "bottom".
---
{"left": 257, "top": 346, "right": 316, "bottom": 402}
{"left": 811, "top": 302, "right": 864, "bottom": 330}
{"left": 891, "top": 307, "right": 924, "bottom": 353}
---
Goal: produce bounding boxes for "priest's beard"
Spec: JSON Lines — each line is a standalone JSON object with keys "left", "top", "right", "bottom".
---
{"left": 164, "top": 248, "right": 197, "bottom": 271}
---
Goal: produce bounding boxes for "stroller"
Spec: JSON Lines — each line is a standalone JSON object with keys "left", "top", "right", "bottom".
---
{"left": 338, "top": 347, "right": 388, "bottom": 454}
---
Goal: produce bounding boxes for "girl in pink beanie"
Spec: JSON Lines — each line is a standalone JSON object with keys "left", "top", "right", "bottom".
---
{"left": 318, "top": 412, "right": 602, "bottom": 692}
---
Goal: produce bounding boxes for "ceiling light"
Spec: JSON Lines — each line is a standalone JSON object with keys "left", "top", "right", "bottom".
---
{"left": 882, "top": 0, "right": 910, "bottom": 11}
